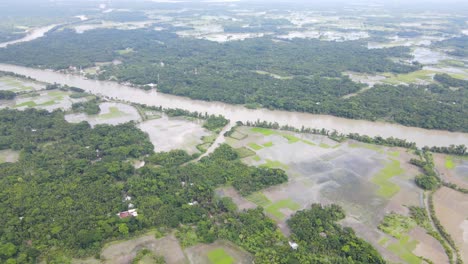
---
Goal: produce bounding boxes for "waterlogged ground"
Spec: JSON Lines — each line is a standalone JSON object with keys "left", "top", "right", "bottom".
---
{"left": 72, "top": 233, "right": 250, "bottom": 264}
{"left": 434, "top": 154, "right": 468, "bottom": 189}
{"left": 0, "top": 76, "right": 45, "bottom": 92}
{"left": 138, "top": 115, "right": 213, "bottom": 154}
{"left": 434, "top": 187, "right": 468, "bottom": 263}
{"left": 223, "top": 126, "right": 445, "bottom": 263}
{"left": 65, "top": 102, "right": 141, "bottom": 127}
{"left": 0, "top": 90, "right": 85, "bottom": 111}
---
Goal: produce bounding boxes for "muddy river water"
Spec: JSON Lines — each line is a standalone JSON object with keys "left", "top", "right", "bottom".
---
{"left": 0, "top": 63, "right": 466, "bottom": 147}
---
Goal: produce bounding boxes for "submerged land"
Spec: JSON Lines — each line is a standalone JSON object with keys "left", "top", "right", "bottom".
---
{"left": 0, "top": 0, "right": 467, "bottom": 264}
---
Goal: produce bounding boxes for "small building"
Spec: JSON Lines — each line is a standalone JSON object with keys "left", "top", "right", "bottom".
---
{"left": 117, "top": 209, "right": 138, "bottom": 219}
{"left": 289, "top": 241, "right": 299, "bottom": 250}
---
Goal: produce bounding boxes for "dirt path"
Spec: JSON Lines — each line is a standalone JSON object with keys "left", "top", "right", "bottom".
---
{"left": 195, "top": 122, "right": 234, "bottom": 161}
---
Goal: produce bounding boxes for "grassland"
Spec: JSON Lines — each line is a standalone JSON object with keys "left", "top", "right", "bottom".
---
{"left": 379, "top": 214, "right": 421, "bottom": 264}
{"left": 262, "top": 141, "right": 274, "bottom": 147}
{"left": 207, "top": 248, "right": 234, "bottom": 264}
{"left": 246, "top": 192, "right": 271, "bottom": 207}
{"left": 246, "top": 192, "right": 299, "bottom": 220}
{"left": 250, "top": 127, "right": 275, "bottom": 136}
{"left": 382, "top": 70, "right": 434, "bottom": 85}
{"left": 387, "top": 236, "right": 421, "bottom": 264}
{"left": 371, "top": 159, "right": 404, "bottom": 198}
{"left": 265, "top": 199, "right": 301, "bottom": 220}
{"left": 260, "top": 159, "right": 289, "bottom": 170}
{"left": 234, "top": 147, "right": 256, "bottom": 158}
{"left": 99, "top": 106, "right": 128, "bottom": 119}
{"left": 248, "top": 142, "right": 263, "bottom": 150}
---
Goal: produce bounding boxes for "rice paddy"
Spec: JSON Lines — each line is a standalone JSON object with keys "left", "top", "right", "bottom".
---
{"left": 225, "top": 126, "right": 428, "bottom": 262}
{"left": 207, "top": 248, "right": 234, "bottom": 264}
{"left": 371, "top": 159, "right": 404, "bottom": 198}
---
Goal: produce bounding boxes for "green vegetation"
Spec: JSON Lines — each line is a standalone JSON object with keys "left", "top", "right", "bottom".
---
{"left": 100, "top": 106, "right": 127, "bottom": 119}
{"left": 260, "top": 159, "right": 289, "bottom": 170}
{"left": 234, "top": 147, "right": 256, "bottom": 158}
{"left": 132, "top": 249, "right": 165, "bottom": 264}
{"left": 248, "top": 142, "right": 263, "bottom": 150}
{"left": 262, "top": 141, "right": 273, "bottom": 147}
{"left": 281, "top": 134, "right": 300, "bottom": 144}
{"left": 203, "top": 115, "right": 229, "bottom": 132}
{"left": 0, "top": 90, "right": 16, "bottom": 99}
{"left": 72, "top": 99, "right": 100, "bottom": 115}
{"left": 387, "top": 236, "right": 421, "bottom": 264}
{"left": 371, "top": 159, "right": 403, "bottom": 198}
{"left": 207, "top": 248, "right": 234, "bottom": 264}
{"left": 445, "top": 156, "right": 455, "bottom": 169}
{"left": 265, "top": 199, "right": 301, "bottom": 220}
{"left": 411, "top": 152, "right": 441, "bottom": 191}
{"left": 251, "top": 127, "right": 274, "bottom": 136}
{"left": 379, "top": 213, "right": 417, "bottom": 239}
{"left": 378, "top": 214, "right": 421, "bottom": 264}
{"left": 2, "top": 29, "right": 466, "bottom": 131}
{"left": 246, "top": 192, "right": 271, "bottom": 207}
{"left": 382, "top": 70, "right": 433, "bottom": 85}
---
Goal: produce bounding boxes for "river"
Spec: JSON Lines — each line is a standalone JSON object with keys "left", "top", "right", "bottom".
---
{"left": 0, "top": 63, "right": 466, "bottom": 147}
{"left": 0, "top": 25, "right": 58, "bottom": 48}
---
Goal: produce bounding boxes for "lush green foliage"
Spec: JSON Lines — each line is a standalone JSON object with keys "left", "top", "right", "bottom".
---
{"left": 0, "top": 90, "right": 16, "bottom": 100}
{"left": 7, "top": 29, "right": 468, "bottom": 131}
{"left": 0, "top": 109, "right": 384, "bottom": 264}
{"left": 71, "top": 99, "right": 100, "bottom": 115}
{"left": 287, "top": 204, "right": 385, "bottom": 263}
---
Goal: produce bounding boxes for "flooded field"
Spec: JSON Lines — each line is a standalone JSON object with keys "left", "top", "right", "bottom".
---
{"left": 65, "top": 102, "right": 141, "bottom": 127}
{"left": 0, "top": 149, "right": 20, "bottom": 163}
{"left": 434, "top": 154, "right": 468, "bottom": 189}
{"left": 223, "top": 126, "right": 438, "bottom": 263}
{"left": 433, "top": 187, "right": 468, "bottom": 263}
{"left": 137, "top": 115, "right": 213, "bottom": 154}
{"left": 1, "top": 63, "right": 466, "bottom": 148}
{"left": 0, "top": 90, "right": 83, "bottom": 111}
{"left": 0, "top": 76, "right": 45, "bottom": 92}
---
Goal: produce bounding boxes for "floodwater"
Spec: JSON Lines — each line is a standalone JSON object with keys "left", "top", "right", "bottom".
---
{"left": 0, "top": 63, "right": 466, "bottom": 147}
{"left": 0, "top": 25, "right": 58, "bottom": 48}
{"left": 65, "top": 102, "right": 141, "bottom": 127}
{"left": 137, "top": 115, "right": 211, "bottom": 154}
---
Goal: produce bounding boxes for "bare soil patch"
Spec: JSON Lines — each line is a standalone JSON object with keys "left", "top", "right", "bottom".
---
{"left": 100, "top": 233, "right": 186, "bottom": 264}
{"left": 410, "top": 226, "right": 449, "bottom": 264}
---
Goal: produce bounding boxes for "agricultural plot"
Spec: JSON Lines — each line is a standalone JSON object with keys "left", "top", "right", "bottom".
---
{"left": 434, "top": 154, "right": 468, "bottom": 189}
{"left": 65, "top": 102, "right": 141, "bottom": 127}
{"left": 184, "top": 240, "right": 253, "bottom": 264}
{"left": 225, "top": 126, "right": 430, "bottom": 262}
{"left": 433, "top": 187, "right": 468, "bottom": 263}
{"left": 0, "top": 76, "right": 45, "bottom": 92}
{"left": 1, "top": 90, "right": 82, "bottom": 111}
{"left": 98, "top": 232, "right": 186, "bottom": 264}
{"left": 138, "top": 115, "right": 213, "bottom": 154}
